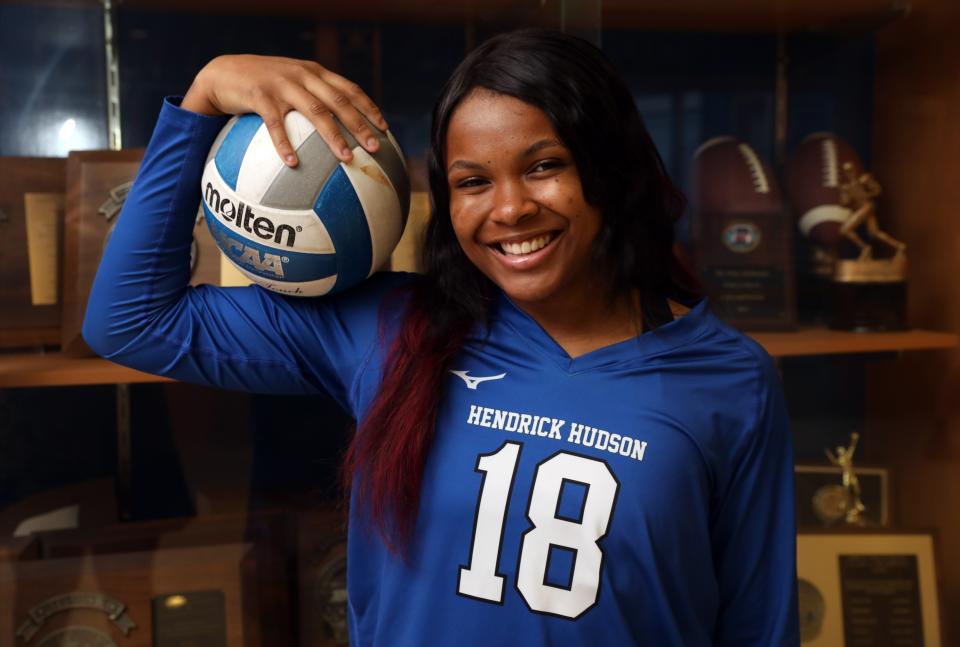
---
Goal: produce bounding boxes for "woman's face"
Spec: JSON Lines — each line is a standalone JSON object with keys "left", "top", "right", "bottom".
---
{"left": 445, "top": 89, "right": 604, "bottom": 313}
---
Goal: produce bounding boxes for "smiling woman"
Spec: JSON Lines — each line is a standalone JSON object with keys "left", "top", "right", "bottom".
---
{"left": 445, "top": 91, "right": 604, "bottom": 327}
{"left": 82, "top": 28, "right": 799, "bottom": 647}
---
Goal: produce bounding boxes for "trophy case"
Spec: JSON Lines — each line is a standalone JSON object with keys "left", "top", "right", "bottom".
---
{"left": 3, "top": 0, "right": 960, "bottom": 645}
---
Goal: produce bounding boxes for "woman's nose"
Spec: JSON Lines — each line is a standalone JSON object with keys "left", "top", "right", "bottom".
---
{"left": 490, "top": 180, "right": 537, "bottom": 225}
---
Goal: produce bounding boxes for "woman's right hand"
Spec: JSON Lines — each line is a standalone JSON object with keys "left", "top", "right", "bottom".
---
{"left": 182, "top": 54, "right": 388, "bottom": 166}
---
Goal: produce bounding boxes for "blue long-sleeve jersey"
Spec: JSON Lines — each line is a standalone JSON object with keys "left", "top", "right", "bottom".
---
{"left": 83, "top": 98, "right": 799, "bottom": 646}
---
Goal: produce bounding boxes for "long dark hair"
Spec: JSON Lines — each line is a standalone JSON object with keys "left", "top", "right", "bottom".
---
{"left": 343, "top": 29, "right": 699, "bottom": 553}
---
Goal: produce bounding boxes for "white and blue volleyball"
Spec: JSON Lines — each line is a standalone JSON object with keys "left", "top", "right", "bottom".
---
{"left": 200, "top": 110, "right": 409, "bottom": 296}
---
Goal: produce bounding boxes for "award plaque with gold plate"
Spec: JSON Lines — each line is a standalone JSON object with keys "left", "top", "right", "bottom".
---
{"left": 0, "top": 544, "right": 254, "bottom": 647}
{"left": 691, "top": 138, "right": 796, "bottom": 330}
{"left": 0, "top": 157, "right": 66, "bottom": 349}
{"left": 0, "top": 510, "right": 291, "bottom": 647}
{"left": 795, "top": 434, "right": 942, "bottom": 645}
{"left": 797, "top": 532, "right": 942, "bottom": 646}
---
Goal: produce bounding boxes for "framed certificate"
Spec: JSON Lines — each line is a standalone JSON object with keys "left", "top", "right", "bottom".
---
{"left": 797, "top": 532, "right": 942, "bottom": 646}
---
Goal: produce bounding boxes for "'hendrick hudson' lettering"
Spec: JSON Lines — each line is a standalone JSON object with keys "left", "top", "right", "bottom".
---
{"left": 466, "top": 404, "right": 648, "bottom": 462}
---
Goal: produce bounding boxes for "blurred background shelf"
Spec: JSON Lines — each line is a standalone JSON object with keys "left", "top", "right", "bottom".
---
{"left": 0, "top": 352, "right": 172, "bottom": 388}
{"left": 748, "top": 327, "right": 958, "bottom": 357}
{"left": 1, "top": 326, "right": 955, "bottom": 388}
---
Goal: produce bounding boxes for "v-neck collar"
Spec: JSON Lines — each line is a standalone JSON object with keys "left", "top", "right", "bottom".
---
{"left": 491, "top": 290, "right": 712, "bottom": 374}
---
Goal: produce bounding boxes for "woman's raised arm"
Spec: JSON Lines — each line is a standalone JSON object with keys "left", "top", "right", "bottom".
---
{"left": 82, "top": 56, "right": 409, "bottom": 411}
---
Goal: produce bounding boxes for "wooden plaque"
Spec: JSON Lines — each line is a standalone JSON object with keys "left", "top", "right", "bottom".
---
{"left": 62, "top": 150, "right": 222, "bottom": 356}
{"left": 0, "top": 512, "right": 291, "bottom": 646}
{"left": 797, "top": 532, "right": 942, "bottom": 646}
{"left": 0, "top": 544, "right": 257, "bottom": 647}
{"left": 694, "top": 207, "right": 797, "bottom": 330}
{"left": 0, "top": 157, "right": 66, "bottom": 349}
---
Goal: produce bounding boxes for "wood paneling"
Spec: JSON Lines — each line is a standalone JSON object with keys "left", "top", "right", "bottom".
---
{"left": 870, "top": 0, "right": 960, "bottom": 642}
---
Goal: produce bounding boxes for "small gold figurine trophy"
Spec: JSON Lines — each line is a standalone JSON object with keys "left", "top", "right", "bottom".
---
{"left": 822, "top": 432, "right": 870, "bottom": 527}
{"left": 830, "top": 162, "right": 908, "bottom": 330}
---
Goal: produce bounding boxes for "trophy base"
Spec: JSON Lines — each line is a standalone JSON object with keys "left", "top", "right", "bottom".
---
{"left": 841, "top": 513, "right": 877, "bottom": 528}
{"left": 829, "top": 257, "right": 907, "bottom": 332}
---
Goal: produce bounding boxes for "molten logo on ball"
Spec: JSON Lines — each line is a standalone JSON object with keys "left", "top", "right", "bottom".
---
{"left": 204, "top": 183, "right": 297, "bottom": 247}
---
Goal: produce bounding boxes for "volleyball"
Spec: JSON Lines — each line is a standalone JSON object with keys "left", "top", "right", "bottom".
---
{"left": 200, "top": 110, "right": 409, "bottom": 296}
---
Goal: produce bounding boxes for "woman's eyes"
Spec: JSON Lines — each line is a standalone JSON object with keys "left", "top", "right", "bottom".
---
{"left": 452, "top": 160, "right": 565, "bottom": 189}
{"left": 530, "top": 159, "right": 564, "bottom": 174}
{"left": 453, "top": 159, "right": 566, "bottom": 189}
{"left": 455, "top": 177, "right": 488, "bottom": 189}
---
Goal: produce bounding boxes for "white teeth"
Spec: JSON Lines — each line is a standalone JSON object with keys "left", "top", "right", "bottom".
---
{"left": 499, "top": 234, "right": 552, "bottom": 256}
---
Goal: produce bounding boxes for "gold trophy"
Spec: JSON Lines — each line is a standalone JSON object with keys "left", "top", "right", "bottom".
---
{"left": 830, "top": 163, "right": 908, "bottom": 330}
{"left": 817, "top": 433, "right": 871, "bottom": 527}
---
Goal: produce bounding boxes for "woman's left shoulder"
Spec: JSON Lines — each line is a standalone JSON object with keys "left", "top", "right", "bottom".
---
{"left": 670, "top": 300, "right": 773, "bottom": 370}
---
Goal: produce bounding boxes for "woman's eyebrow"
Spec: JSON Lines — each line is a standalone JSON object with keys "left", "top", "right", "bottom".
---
{"left": 448, "top": 139, "right": 564, "bottom": 173}
{"left": 522, "top": 138, "right": 562, "bottom": 157}
{"left": 447, "top": 159, "right": 486, "bottom": 172}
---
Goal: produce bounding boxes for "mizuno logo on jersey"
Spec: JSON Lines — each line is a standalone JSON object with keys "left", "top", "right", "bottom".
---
{"left": 450, "top": 370, "right": 507, "bottom": 390}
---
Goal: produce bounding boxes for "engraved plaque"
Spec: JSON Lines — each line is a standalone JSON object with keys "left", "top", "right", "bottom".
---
{"left": 797, "top": 533, "right": 941, "bottom": 647}
{"left": 692, "top": 139, "right": 796, "bottom": 330}
{"left": 694, "top": 215, "right": 795, "bottom": 330}
{"left": 840, "top": 554, "right": 924, "bottom": 646}
{"left": 0, "top": 157, "right": 66, "bottom": 348}
{"left": 1, "top": 543, "right": 262, "bottom": 647}
{"left": 152, "top": 590, "right": 227, "bottom": 647}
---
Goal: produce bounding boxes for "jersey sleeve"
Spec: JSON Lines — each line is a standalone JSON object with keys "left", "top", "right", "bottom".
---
{"left": 82, "top": 97, "right": 412, "bottom": 413}
{"left": 711, "top": 351, "right": 800, "bottom": 646}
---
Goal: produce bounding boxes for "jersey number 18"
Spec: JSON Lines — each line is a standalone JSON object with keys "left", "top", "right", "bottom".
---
{"left": 457, "top": 441, "right": 620, "bottom": 620}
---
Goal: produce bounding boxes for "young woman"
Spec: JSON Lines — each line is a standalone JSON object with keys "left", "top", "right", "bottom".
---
{"left": 84, "top": 29, "right": 799, "bottom": 646}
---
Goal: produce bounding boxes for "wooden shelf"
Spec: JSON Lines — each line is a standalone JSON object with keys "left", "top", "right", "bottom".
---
{"left": 1, "top": 327, "right": 956, "bottom": 388}
{"left": 748, "top": 328, "right": 958, "bottom": 357}
{"left": 0, "top": 353, "right": 172, "bottom": 388}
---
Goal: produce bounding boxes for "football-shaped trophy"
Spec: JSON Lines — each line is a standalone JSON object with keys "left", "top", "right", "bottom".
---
{"left": 691, "top": 137, "right": 795, "bottom": 330}
{"left": 786, "top": 133, "right": 907, "bottom": 331}
{"left": 786, "top": 132, "right": 865, "bottom": 273}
